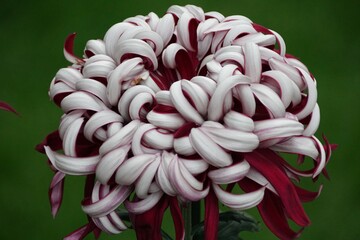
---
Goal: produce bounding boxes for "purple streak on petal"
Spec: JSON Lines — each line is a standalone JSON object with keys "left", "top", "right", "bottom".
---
{"left": 36, "top": 130, "right": 62, "bottom": 154}
{"left": 204, "top": 186, "right": 219, "bottom": 240}
{"left": 0, "top": 101, "right": 18, "bottom": 114}
{"left": 49, "top": 171, "right": 66, "bottom": 217}
{"left": 245, "top": 150, "right": 310, "bottom": 227}
{"left": 169, "top": 197, "right": 185, "bottom": 240}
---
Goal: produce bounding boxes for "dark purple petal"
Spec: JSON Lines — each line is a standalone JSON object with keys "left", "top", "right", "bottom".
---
{"left": 0, "top": 101, "right": 18, "bottom": 114}
{"left": 294, "top": 184, "right": 323, "bottom": 202}
{"left": 169, "top": 197, "right": 185, "bottom": 240}
{"left": 245, "top": 150, "right": 310, "bottom": 227}
{"left": 63, "top": 221, "right": 96, "bottom": 240}
{"left": 36, "top": 130, "right": 62, "bottom": 154}
{"left": 239, "top": 178, "right": 302, "bottom": 240}
{"left": 204, "top": 187, "right": 219, "bottom": 240}
{"left": 175, "top": 49, "right": 196, "bottom": 80}
{"left": 130, "top": 196, "right": 169, "bottom": 240}
{"left": 49, "top": 171, "right": 65, "bottom": 217}
{"left": 64, "top": 33, "right": 84, "bottom": 64}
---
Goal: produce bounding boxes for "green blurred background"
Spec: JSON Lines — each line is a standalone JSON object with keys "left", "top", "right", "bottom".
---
{"left": 0, "top": 0, "right": 359, "bottom": 239}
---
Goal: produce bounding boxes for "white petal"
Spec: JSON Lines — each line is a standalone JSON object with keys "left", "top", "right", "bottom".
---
{"left": 208, "top": 161, "right": 250, "bottom": 184}
{"left": 125, "top": 191, "right": 163, "bottom": 214}
{"left": 135, "top": 155, "right": 161, "bottom": 198}
{"left": 147, "top": 111, "right": 186, "bottom": 130}
{"left": 104, "top": 22, "right": 134, "bottom": 57}
{"left": 96, "top": 145, "right": 130, "bottom": 184}
{"left": 45, "top": 146, "right": 100, "bottom": 175}
{"left": 131, "top": 124, "right": 161, "bottom": 155}
{"left": 143, "top": 129, "right": 174, "bottom": 150}
{"left": 190, "top": 76, "right": 216, "bottom": 96}
{"left": 246, "top": 168, "right": 277, "bottom": 194}
{"left": 270, "top": 136, "right": 319, "bottom": 159}
{"left": 82, "top": 54, "right": 116, "bottom": 78}
{"left": 99, "top": 120, "right": 140, "bottom": 155}
{"left": 224, "top": 111, "right": 254, "bottom": 132}
{"left": 170, "top": 81, "right": 204, "bottom": 124}
{"left": 107, "top": 57, "right": 145, "bottom": 106}
{"left": 76, "top": 78, "right": 110, "bottom": 107}
{"left": 303, "top": 104, "right": 320, "bottom": 136}
{"left": 213, "top": 183, "right": 265, "bottom": 210}
{"left": 174, "top": 136, "right": 196, "bottom": 156}
{"left": 254, "top": 118, "right": 304, "bottom": 143}
{"left": 208, "top": 74, "right": 251, "bottom": 121}
{"left": 115, "top": 154, "right": 156, "bottom": 185}
{"left": 85, "top": 39, "right": 106, "bottom": 56}
{"left": 114, "top": 39, "right": 157, "bottom": 69}
{"left": 202, "top": 126, "right": 259, "bottom": 152}
{"left": 177, "top": 12, "right": 196, "bottom": 52}
{"left": 232, "top": 84, "right": 256, "bottom": 117}
{"left": 62, "top": 117, "right": 84, "bottom": 156}
{"left": 295, "top": 67, "right": 318, "bottom": 120}
{"left": 128, "top": 92, "right": 154, "bottom": 121}
{"left": 181, "top": 158, "right": 209, "bottom": 174}
{"left": 233, "top": 32, "right": 276, "bottom": 47}
{"left": 190, "top": 128, "right": 232, "bottom": 167}
{"left": 223, "top": 24, "right": 256, "bottom": 46}
{"left": 181, "top": 80, "right": 209, "bottom": 117}
{"left": 54, "top": 68, "right": 82, "bottom": 88}
{"left": 312, "top": 136, "right": 326, "bottom": 178}
{"left": 250, "top": 84, "right": 285, "bottom": 118}
{"left": 244, "top": 42, "right": 261, "bottom": 83}
{"left": 268, "top": 58, "right": 305, "bottom": 90}
{"left": 262, "top": 70, "right": 295, "bottom": 108}
{"left": 118, "top": 85, "right": 155, "bottom": 121}
{"left": 84, "top": 110, "right": 123, "bottom": 142}
{"left": 59, "top": 110, "right": 85, "bottom": 139}
{"left": 269, "top": 29, "right": 286, "bottom": 56}
{"left": 61, "top": 91, "right": 105, "bottom": 113}
{"left": 169, "top": 155, "right": 209, "bottom": 201}
{"left": 82, "top": 185, "right": 132, "bottom": 217}
{"left": 156, "top": 13, "right": 175, "bottom": 46}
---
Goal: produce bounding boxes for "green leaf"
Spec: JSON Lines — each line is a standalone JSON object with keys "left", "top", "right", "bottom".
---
{"left": 192, "top": 211, "right": 260, "bottom": 240}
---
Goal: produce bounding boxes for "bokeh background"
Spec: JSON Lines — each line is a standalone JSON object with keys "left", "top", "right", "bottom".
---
{"left": 0, "top": 0, "right": 359, "bottom": 239}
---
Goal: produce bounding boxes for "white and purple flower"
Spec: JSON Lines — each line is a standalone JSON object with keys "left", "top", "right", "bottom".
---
{"left": 37, "top": 5, "right": 336, "bottom": 240}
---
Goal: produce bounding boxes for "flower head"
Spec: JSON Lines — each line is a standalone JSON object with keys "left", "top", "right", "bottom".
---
{"left": 37, "top": 4, "right": 336, "bottom": 240}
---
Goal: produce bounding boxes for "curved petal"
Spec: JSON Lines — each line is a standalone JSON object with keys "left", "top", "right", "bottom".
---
{"left": 190, "top": 128, "right": 232, "bottom": 167}
{"left": 213, "top": 183, "right": 265, "bottom": 210}
{"left": 45, "top": 146, "right": 100, "bottom": 175}
{"left": 125, "top": 191, "right": 163, "bottom": 214}
{"left": 115, "top": 154, "right": 157, "bottom": 185}
{"left": 208, "top": 161, "right": 250, "bottom": 184}
{"left": 82, "top": 185, "right": 132, "bottom": 218}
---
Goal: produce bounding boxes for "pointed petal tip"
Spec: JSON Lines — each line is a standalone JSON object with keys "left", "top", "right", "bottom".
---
{"left": 0, "top": 101, "right": 19, "bottom": 115}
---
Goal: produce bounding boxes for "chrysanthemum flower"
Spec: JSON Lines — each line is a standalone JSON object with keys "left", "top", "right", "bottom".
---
{"left": 37, "top": 5, "right": 336, "bottom": 240}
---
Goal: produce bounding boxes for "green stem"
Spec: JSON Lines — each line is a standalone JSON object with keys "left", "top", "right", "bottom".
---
{"left": 191, "top": 201, "right": 201, "bottom": 227}
{"left": 182, "top": 202, "right": 192, "bottom": 240}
